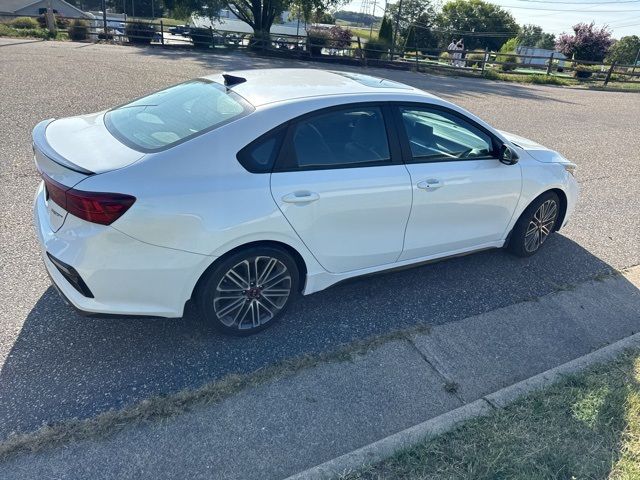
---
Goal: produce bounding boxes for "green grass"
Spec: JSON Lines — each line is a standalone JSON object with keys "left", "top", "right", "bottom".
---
{"left": 482, "top": 69, "right": 576, "bottom": 86}
{"left": 349, "top": 27, "right": 377, "bottom": 41}
{"left": 588, "top": 82, "right": 640, "bottom": 91}
{"left": 344, "top": 350, "right": 640, "bottom": 480}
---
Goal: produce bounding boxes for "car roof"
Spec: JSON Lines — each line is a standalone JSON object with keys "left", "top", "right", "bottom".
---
{"left": 202, "top": 68, "right": 431, "bottom": 107}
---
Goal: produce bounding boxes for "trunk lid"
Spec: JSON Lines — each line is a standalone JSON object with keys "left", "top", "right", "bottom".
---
{"left": 33, "top": 116, "right": 144, "bottom": 231}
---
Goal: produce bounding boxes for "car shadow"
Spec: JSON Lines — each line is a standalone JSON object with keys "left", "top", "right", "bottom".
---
{"left": 0, "top": 234, "right": 635, "bottom": 438}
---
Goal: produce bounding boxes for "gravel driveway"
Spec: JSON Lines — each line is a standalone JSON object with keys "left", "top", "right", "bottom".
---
{"left": 0, "top": 38, "right": 638, "bottom": 438}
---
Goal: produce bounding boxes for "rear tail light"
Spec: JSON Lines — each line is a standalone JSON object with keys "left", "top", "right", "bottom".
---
{"left": 42, "top": 174, "right": 135, "bottom": 226}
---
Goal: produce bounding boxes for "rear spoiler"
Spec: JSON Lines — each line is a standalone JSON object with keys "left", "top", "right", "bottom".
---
{"left": 33, "top": 119, "right": 95, "bottom": 175}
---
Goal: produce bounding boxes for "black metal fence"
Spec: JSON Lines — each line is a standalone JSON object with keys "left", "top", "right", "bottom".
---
{"left": 2, "top": 12, "right": 638, "bottom": 87}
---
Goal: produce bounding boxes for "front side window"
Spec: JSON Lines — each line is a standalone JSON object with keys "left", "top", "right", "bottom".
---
{"left": 400, "top": 107, "right": 494, "bottom": 161}
{"left": 105, "top": 80, "right": 252, "bottom": 152}
{"left": 290, "top": 107, "right": 391, "bottom": 169}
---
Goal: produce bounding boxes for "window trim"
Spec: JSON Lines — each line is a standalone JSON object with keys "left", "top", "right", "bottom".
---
{"left": 391, "top": 103, "right": 502, "bottom": 164}
{"left": 272, "top": 102, "right": 402, "bottom": 173}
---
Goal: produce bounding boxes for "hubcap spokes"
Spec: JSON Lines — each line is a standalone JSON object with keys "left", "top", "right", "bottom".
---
{"left": 524, "top": 199, "right": 558, "bottom": 253}
{"left": 213, "top": 256, "right": 291, "bottom": 330}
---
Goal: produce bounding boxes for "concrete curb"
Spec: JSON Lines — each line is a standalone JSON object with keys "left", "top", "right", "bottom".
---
{"left": 285, "top": 331, "right": 640, "bottom": 480}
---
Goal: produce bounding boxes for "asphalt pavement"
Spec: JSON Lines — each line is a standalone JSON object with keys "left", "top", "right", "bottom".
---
{"left": 2, "top": 268, "right": 639, "bottom": 479}
{"left": 0, "top": 38, "right": 638, "bottom": 439}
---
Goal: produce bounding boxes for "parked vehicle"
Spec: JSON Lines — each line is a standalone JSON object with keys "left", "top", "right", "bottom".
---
{"left": 168, "top": 25, "right": 190, "bottom": 36}
{"left": 32, "top": 69, "right": 578, "bottom": 334}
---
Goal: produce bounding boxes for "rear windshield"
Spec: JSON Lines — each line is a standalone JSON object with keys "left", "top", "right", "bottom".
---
{"left": 104, "top": 80, "right": 252, "bottom": 152}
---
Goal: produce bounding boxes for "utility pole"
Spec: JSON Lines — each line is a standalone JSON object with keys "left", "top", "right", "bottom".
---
{"left": 101, "top": 0, "right": 107, "bottom": 36}
{"left": 391, "top": 0, "right": 403, "bottom": 60}
{"left": 45, "top": 0, "right": 57, "bottom": 34}
{"left": 369, "top": 0, "right": 377, "bottom": 39}
{"left": 631, "top": 46, "right": 640, "bottom": 76}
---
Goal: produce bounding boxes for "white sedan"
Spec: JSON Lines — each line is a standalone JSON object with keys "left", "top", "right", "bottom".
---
{"left": 33, "top": 69, "right": 578, "bottom": 334}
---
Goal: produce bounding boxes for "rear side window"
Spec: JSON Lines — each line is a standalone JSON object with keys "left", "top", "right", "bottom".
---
{"left": 105, "top": 80, "right": 252, "bottom": 152}
{"left": 289, "top": 107, "right": 391, "bottom": 169}
{"left": 237, "top": 129, "right": 285, "bottom": 173}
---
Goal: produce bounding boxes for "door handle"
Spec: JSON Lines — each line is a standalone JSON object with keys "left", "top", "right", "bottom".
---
{"left": 281, "top": 191, "right": 320, "bottom": 204}
{"left": 417, "top": 179, "right": 443, "bottom": 190}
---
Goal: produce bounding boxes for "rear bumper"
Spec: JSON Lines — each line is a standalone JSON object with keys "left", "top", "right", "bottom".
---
{"left": 34, "top": 182, "right": 213, "bottom": 318}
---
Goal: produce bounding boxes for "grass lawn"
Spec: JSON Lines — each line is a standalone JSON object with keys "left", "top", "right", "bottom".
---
{"left": 345, "top": 350, "right": 640, "bottom": 480}
{"left": 349, "top": 27, "right": 377, "bottom": 41}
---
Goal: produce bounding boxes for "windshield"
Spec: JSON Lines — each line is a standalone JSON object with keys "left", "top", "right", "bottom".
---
{"left": 105, "top": 80, "right": 252, "bottom": 152}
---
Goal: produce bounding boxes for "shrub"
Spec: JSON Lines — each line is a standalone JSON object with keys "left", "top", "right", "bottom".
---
{"left": 496, "top": 37, "right": 519, "bottom": 71}
{"left": 125, "top": 20, "right": 155, "bottom": 44}
{"left": 439, "top": 51, "right": 450, "bottom": 61}
{"left": 465, "top": 51, "right": 486, "bottom": 68}
{"left": 0, "top": 24, "right": 51, "bottom": 39}
{"left": 573, "top": 65, "right": 593, "bottom": 79}
{"left": 97, "top": 31, "right": 114, "bottom": 40}
{"left": 68, "top": 19, "right": 88, "bottom": 41}
{"left": 307, "top": 28, "right": 329, "bottom": 55}
{"left": 11, "top": 17, "right": 38, "bottom": 29}
{"left": 363, "top": 38, "right": 390, "bottom": 59}
{"left": 528, "top": 74, "right": 570, "bottom": 86}
{"left": 326, "top": 25, "right": 352, "bottom": 50}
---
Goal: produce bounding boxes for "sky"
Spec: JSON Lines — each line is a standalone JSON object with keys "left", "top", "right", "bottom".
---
{"left": 343, "top": 0, "right": 640, "bottom": 38}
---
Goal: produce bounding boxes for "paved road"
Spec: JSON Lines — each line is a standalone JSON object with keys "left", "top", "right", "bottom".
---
{"left": 0, "top": 39, "right": 638, "bottom": 438}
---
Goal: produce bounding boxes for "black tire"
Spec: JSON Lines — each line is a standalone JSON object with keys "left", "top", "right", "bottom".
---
{"left": 508, "top": 191, "right": 560, "bottom": 258}
{"left": 197, "top": 246, "right": 299, "bottom": 335}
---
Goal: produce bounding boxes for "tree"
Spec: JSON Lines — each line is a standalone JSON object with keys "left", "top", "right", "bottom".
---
{"left": 174, "top": 0, "right": 344, "bottom": 42}
{"left": 378, "top": 15, "right": 393, "bottom": 44}
{"left": 517, "top": 24, "right": 555, "bottom": 50}
{"left": 388, "top": 0, "right": 435, "bottom": 50}
{"left": 434, "top": 0, "right": 519, "bottom": 51}
{"left": 404, "top": 13, "right": 437, "bottom": 52}
{"left": 606, "top": 35, "right": 640, "bottom": 65}
{"left": 555, "top": 22, "right": 614, "bottom": 62}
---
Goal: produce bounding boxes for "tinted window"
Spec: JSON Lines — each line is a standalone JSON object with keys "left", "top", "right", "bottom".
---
{"left": 401, "top": 108, "right": 494, "bottom": 161}
{"left": 105, "top": 80, "right": 252, "bottom": 152}
{"left": 291, "top": 107, "right": 390, "bottom": 168}
{"left": 237, "top": 129, "right": 285, "bottom": 173}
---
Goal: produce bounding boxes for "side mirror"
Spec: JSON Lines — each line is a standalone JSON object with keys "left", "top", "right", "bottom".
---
{"left": 499, "top": 144, "right": 519, "bottom": 165}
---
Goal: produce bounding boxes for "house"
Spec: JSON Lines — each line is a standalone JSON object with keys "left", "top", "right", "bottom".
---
{"left": 516, "top": 46, "right": 569, "bottom": 69}
{"left": 0, "top": 0, "right": 91, "bottom": 19}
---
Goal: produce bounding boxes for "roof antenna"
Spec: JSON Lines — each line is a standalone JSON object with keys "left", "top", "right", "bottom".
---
{"left": 222, "top": 73, "right": 246, "bottom": 88}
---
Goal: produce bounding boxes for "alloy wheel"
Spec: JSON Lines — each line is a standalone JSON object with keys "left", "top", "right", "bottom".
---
{"left": 213, "top": 256, "right": 292, "bottom": 330}
{"left": 524, "top": 199, "right": 558, "bottom": 253}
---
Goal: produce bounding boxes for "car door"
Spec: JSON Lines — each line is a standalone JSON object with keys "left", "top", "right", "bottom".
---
{"left": 269, "top": 104, "right": 412, "bottom": 274}
{"left": 394, "top": 104, "right": 522, "bottom": 261}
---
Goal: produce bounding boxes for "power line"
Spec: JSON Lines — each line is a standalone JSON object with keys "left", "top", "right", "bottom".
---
{"left": 497, "top": 4, "right": 640, "bottom": 11}
{"left": 510, "top": 0, "right": 640, "bottom": 3}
